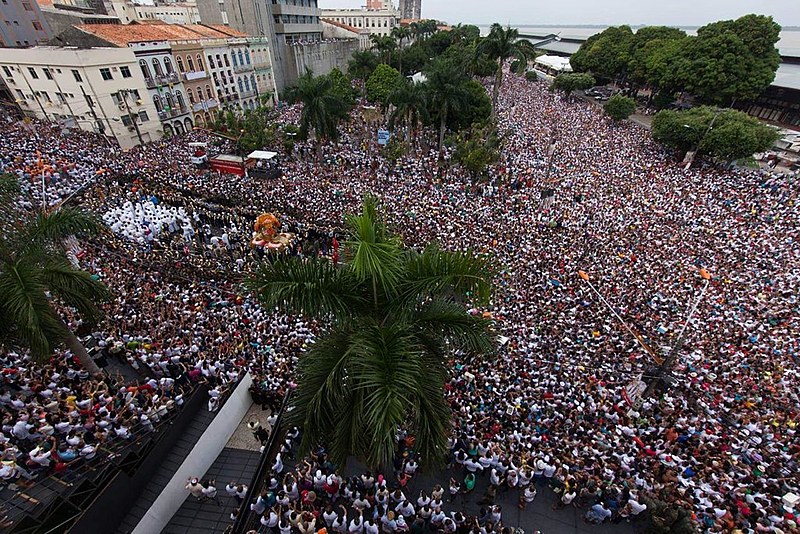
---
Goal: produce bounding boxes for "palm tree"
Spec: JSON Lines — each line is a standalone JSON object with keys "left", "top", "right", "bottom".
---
{"left": 424, "top": 58, "right": 470, "bottom": 157}
{"left": 249, "top": 195, "right": 494, "bottom": 470}
{"left": 370, "top": 35, "right": 397, "bottom": 65}
{"left": 348, "top": 50, "right": 379, "bottom": 81}
{"left": 389, "top": 80, "right": 429, "bottom": 148}
{"left": 285, "top": 69, "right": 350, "bottom": 161}
{"left": 478, "top": 23, "right": 535, "bottom": 116}
{"left": 391, "top": 26, "right": 412, "bottom": 48}
{"left": 0, "top": 174, "right": 110, "bottom": 374}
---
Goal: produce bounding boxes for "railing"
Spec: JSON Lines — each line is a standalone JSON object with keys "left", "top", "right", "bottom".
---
{"left": 158, "top": 72, "right": 180, "bottom": 85}
{"left": 145, "top": 78, "right": 156, "bottom": 89}
{"left": 239, "top": 89, "right": 256, "bottom": 98}
{"left": 157, "top": 110, "right": 167, "bottom": 121}
{"left": 230, "top": 391, "right": 292, "bottom": 534}
{"left": 183, "top": 70, "right": 208, "bottom": 81}
{"left": 232, "top": 63, "right": 251, "bottom": 73}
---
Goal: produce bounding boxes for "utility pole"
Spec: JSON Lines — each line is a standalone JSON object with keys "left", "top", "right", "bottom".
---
{"left": 685, "top": 109, "right": 721, "bottom": 170}
{"left": 120, "top": 89, "right": 144, "bottom": 146}
{"left": 80, "top": 85, "right": 104, "bottom": 135}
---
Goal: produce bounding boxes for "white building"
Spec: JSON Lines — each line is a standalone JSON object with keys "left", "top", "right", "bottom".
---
{"left": 320, "top": 7, "right": 400, "bottom": 37}
{"left": 0, "top": 46, "right": 162, "bottom": 149}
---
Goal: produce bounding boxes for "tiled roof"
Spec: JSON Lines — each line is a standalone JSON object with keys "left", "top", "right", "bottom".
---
{"left": 321, "top": 18, "right": 362, "bottom": 34}
{"left": 75, "top": 22, "right": 246, "bottom": 47}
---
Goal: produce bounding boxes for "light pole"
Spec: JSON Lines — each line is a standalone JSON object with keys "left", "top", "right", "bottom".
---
{"left": 683, "top": 109, "right": 722, "bottom": 170}
{"left": 119, "top": 89, "right": 144, "bottom": 146}
{"left": 578, "top": 268, "right": 713, "bottom": 399}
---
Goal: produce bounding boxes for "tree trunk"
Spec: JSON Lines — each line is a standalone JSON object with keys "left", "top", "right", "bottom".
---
{"left": 438, "top": 110, "right": 447, "bottom": 159}
{"left": 492, "top": 65, "right": 503, "bottom": 117}
{"left": 64, "top": 325, "right": 102, "bottom": 375}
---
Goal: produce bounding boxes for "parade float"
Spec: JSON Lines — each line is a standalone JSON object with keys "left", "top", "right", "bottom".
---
{"left": 251, "top": 212, "right": 295, "bottom": 251}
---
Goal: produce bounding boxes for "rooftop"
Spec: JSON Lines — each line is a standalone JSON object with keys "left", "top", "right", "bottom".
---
{"left": 774, "top": 62, "right": 800, "bottom": 91}
{"left": 74, "top": 22, "right": 245, "bottom": 46}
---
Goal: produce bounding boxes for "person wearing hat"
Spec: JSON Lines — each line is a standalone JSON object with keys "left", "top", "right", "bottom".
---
{"left": 185, "top": 477, "right": 204, "bottom": 499}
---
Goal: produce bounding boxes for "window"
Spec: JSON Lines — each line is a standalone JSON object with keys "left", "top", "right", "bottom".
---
{"left": 57, "top": 92, "right": 66, "bottom": 103}
{"left": 151, "top": 58, "right": 163, "bottom": 77}
{"left": 187, "top": 55, "right": 195, "bottom": 71}
{"left": 231, "top": 52, "right": 237, "bottom": 67}
{"left": 32, "top": 20, "right": 43, "bottom": 31}
{"left": 176, "top": 56, "right": 184, "bottom": 72}
{"left": 153, "top": 94, "right": 163, "bottom": 112}
{"left": 188, "top": 88, "right": 195, "bottom": 104}
{"left": 205, "top": 85, "right": 213, "bottom": 99}
{"left": 139, "top": 59, "right": 151, "bottom": 79}
{"left": 207, "top": 55, "right": 214, "bottom": 69}
{"left": 120, "top": 66, "right": 132, "bottom": 78}
{"left": 100, "top": 68, "right": 113, "bottom": 80}
{"left": 112, "top": 92, "right": 123, "bottom": 105}
{"left": 121, "top": 114, "right": 132, "bottom": 126}
{"left": 196, "top": 54, "right": 203, "bottom": 71}
{"left": 27, "top": 67, "right": 38, "bottom": 79}
{"left": 139, "top": 110, "right": 149, "bottom": 122}
{"left": 72, "top": 69, "right": 82, "bottom": 82}
{"left": 163, "top": 57, "right": 174, "bottom": 74}
{"left": 43, "top": 67, "right": 52, "bottom": 80}
{"left": 2, "top": 65, "right": 11, "bottom": 77}
{"left": 84, "top": 94, "right": 94, "bottom": 107}
{"left": 223, "top": 54, "right": 229, "bottom": 67}
{"left": 15, "top": 89, "right": 24, "bottom": 99}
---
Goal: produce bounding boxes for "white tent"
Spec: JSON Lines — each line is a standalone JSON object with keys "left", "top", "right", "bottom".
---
{"left": 246, "top": 150, "right": 279, "bottom": 161}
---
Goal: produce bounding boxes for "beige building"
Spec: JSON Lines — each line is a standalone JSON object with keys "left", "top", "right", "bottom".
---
{"left": 0, "top": 46, "right": 162, "bottom": 149}
{"left": 322, "top": 19, "right": 370, "bottom": 51}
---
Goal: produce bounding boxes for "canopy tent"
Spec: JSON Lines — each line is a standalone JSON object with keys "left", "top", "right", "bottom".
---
{"left": 246, "top": 150, "right": 279, "bottom": 161}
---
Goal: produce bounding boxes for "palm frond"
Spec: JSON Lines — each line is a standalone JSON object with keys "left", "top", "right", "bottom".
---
{"left": 40, "top": 257, "right": 110, "bottom": 326}
{"left": 26, "top": 207, "right": 100, "bottom": 249}
{"left": 402, "top": 244, "right": 493, "bottom": 305}
{"left": 0, "top": 263, "right": 66, "bottom": 360}
{"left": 414, "top": 299, "right": 496, "bottom": 355}
{"left": 248, "top": 257, "right": 365, "bottom": 320}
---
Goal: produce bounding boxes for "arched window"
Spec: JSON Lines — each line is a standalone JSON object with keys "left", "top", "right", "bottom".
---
{"left": 165, "top": 92, "right": 175, "bottom": 110}
{"left": 223, "top": 54, "right": 229, "bottom": 67}
{"left": 244, "top": 50, "right": 250, "bottom": 64}
{"left": 175, "top": 90, "right": 185, "bottom": 110}
{"left": 250, "top": 73, "right": 256, "bottom": 91}
{"left": 153, "top": 94, "right": 163, "bottom": 112}
{"left": 176, "top": 56, "right": 185, "bottom": 72}
{"left": 187, "top": 88, "right": 196, "bottom": 104}
{"left": 232, "top": 51, "right": 238, "bottom": 67}
{"left": 196, "top": 54, "right": 204, "bottom": 71}
{"left": 207, "top": 55, "right": 214, "bottom": 69}
{"left": 139, "top": 59, "right": 152, "bottom": 79}
{"left": 237, "top": 50, "right": 244, "bottom": 66}
{"left": 187, "top": 55, "right": 195, "bottom": 71}
{"left": 164, "top": 57, "right": 174, "bottom": 74}
{"left": 237, "top": 77, "right": 244, "bottom": 94}
{"left": 151, "top": 58, "right": 163, "bottom": 77}
{"left": 205, "top": 84, "right": 213, "bottom": 100}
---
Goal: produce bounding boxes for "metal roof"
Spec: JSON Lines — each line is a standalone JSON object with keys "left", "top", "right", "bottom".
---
{"left": 773, "top": 62, "right": 800, "bottom": 91}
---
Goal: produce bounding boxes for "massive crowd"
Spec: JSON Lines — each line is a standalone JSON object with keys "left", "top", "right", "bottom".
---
{"left": 0, "top": 69, "right": 798, "bottom": 534}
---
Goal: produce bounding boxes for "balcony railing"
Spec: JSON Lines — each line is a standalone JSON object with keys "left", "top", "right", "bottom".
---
{"left": 145, "top": 77, "right": 156, "bottom": 89}
{"left": 240, "top": 89, "right": 256, "bottom": 98}
{"left": 191, "top": 99, "right": 218, "bottom": 112}
{"left": 183, "top": 70, "right": 208, "bottom": 81}
{"left": 232, "top": 63, "right": 251, "bottom": 73}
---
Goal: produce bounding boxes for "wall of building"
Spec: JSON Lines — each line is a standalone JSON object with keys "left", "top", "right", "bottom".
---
{"left": 320, "top": 8, "right": 399, "bottom": 37}
{"left": 0, "top": 0, "right": 54, "bottom": 46}
{"left": 321, "top": 20, "right": 370, "bottom": 50}
{"left": 134, "top": 4, "right": 200, "bottom": 25}
{"left": 284, "top": 39, "right": 359, "bottom": 87}
{"left": 0, "top": 46, "right": 163, "bottom": 149}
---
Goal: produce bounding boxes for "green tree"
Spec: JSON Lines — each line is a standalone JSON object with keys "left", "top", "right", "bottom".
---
{"left": 285, "top": 69, "right": 351, "bottom": 161}
{"left": 672, "top": 14, "right": 781, "bottom": 105}
{"left": 424, "top": 58, "right": 471, "bottom": 156}
{"left": 391, "top": 25, "right": 412, "bottom": 48}
{"left": 652, "top": 106, "right": 779, "bottom": 163}
{"left": 249, "top": 196, "right": 494, "bottom": 469}
{"left": 478, "top": 23, "right": 535, "bottom": 115}
{"left": 627, "top": 26, "right": 687, "bottom": 90}
{"left": 348, "top": 50, "right": 380, "bottom": 81}
{"left": 366, "top": 64, "right": 405, "bottom": 108}
{"left": 552, "top": 72, "right": 596, "bottom": 95}
{"left": 0, "top": 175, "right": 110, "bottom": 374}
{"left": 447, "top": 79, "right": 491, "bottom": 131}
{"left": 389, "top": 80, "right": 429, "bottom": 147}
{"left": 328, "top": 67, "right": 356, "bottom": 105}
{"left": 371, "top": 34, "right": 397, "bottom": 65}
{"left": 604, "top": 94, "right": 637, "bottom": 121}
{"left": 570, "top": 25, "right": 635, "bottom": 81}
{"left": 452, "top": 124, "right": 501, "bottom": 180}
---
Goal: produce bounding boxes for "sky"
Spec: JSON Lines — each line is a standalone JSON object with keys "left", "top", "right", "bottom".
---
{"left": 316, "top": 0, "right": 800, "bottom": 28}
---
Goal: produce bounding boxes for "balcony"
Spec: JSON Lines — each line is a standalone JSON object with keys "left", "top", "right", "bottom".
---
{"left": 232, "top": 63, "right": 251, "bottom": 73}
{"left": 145, "top": 77, "right": 156, "bottom": 89}
{"left": 183, "top": 70, "right": 208, "bottom": 81}
{"left": 158, "top": 110, "right": 167, "bottom": 121}
{"left": 192, "top": 99, "right": 219, "bottom": 112}
{"left": 239, "top": 89, "right": 256, "bottom": 98}
{"left": 157, "top": 72, "right": 180, "bottom": 85}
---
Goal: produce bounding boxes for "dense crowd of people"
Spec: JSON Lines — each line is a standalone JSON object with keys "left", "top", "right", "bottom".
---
{"left": 0, "top": 67, "right": 798, "bottom": 534}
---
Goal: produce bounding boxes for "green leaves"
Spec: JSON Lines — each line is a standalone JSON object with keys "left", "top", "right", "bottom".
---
{"left": 365, "top": 64, "right": 405, "bottom": 108}
{"left": 603, "top": 94, "right": 636, "bottom": 122}
{"left": 251, "top": 196, "right": 496, "bottom": 469}
{"left": 288, "top": 69, "right": 350, "bottom": 145}
{"left": 552, "top": 73, "right": 596, "bottom": 95}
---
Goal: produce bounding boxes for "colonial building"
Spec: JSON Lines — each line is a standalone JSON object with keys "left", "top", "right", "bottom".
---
{"left": 320, "top": 6, "right": 400, "bottom": 37}
{"left": 0, "top": 46, "right": 162, "bottom": 148}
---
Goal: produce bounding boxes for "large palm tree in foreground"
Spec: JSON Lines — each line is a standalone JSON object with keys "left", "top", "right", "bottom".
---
{"left": 249, "top": 196, "right": 495, "bottom": 469}
{"left": 479, "top": 24, "right": 536, "bottom": 116}
{"left": 0, "top": 174, "right": 110, "bottom": 374}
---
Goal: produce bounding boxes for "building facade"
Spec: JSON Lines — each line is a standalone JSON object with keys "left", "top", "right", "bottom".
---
{"left": 398, "top": 0, "right": 419, "bottom": 21}
{"left": 130, "top": 40, "right": 193, "bottom": 136}
{"left": 0, "top": 0, "right": 53, "bottom": 47}
{"left": 170, "top": 39, "right": 217, "bottom": 127}
{"left": 0, "top": 46, "right": 162, "bottom": 148}
{"left": 320, "top": 7, "right": 400, "bottom": 37}
{"left": 196, "top": 0, "right": 342, "bottom": 91}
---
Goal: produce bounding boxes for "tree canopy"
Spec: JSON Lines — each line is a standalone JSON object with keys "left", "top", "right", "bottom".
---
{"left": 652, "top": 106, "right": 779, "bottom": 163}
{"left": 552, "top": 72, "right": 596, "bottom": 95}
{"left": 604, "top": 94, "right": 637, "bottom": 121}
{"left": 248, "top": 196, "right": 495, "bottom": 469}
{"left": 366, "top": 64, "right": 405, "bottom": 107}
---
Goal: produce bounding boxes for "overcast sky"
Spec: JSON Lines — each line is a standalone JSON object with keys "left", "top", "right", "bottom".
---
{"left": 316, "top": 0, "right": 799, "bottom": 28}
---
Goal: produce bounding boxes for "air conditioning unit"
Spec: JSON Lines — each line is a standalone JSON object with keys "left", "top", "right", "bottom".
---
{"left": 135, "top": 99, "right": 143, "bottom": 105}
